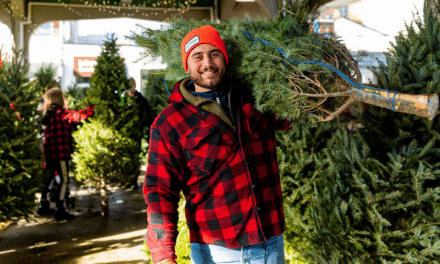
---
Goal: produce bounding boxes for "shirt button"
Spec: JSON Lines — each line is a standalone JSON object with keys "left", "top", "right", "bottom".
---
{"left": 257, "top": 207, "right": 261, "bottom": 211}
{"left": 252, "top": 184, "right": 255, "bottom": 188}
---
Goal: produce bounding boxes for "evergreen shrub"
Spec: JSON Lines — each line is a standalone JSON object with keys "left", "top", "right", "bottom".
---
{"left": 32, "top": 64, "right": 59, "bottom": 91}
{"left": 307, "top": 1, "right": 440, "bottom": 262}
{"left": 0, "top": 50, "right": 44, "bottom": 221}
{"left": 72, "top": 119, "right": 136, "bottom": 217}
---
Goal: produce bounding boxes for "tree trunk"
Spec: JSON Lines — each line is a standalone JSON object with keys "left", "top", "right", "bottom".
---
{"left": 100, "top": 179, "right": 109, "bottom": 218}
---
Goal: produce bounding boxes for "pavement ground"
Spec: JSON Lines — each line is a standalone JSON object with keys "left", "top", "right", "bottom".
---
{"left": 0, "top": 175, "right": 150, "bottom": 264}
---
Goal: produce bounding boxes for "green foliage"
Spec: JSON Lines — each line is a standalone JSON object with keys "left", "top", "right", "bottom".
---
{"left": 374, "top": 0, "right": 440, "bottom": 96}
{"left": 277, "top": 122, "right": 341, "bottom": 263}
{"left": 32, "top": 64, "right": 59, "bottom": 92}
{"left": 65, "top": 86, "right": 88, "bottom": 111}
{"left": 141, "top": 70, "right": 173, "bottom": 123}
{"left": 75, "top": 33, "right": 142, "bottom": 187}
{"left": 138, "top": 70, "right": 171, "bottom": 164}
{"left": 0, "top": 50, "right": 44, "bottom": 221}
{"left": 307, "top": 2, "right": 440, "bottom": 262}
{"left": 308, "top": 128, "right": 440, "bottom": 263}
{"left": 175, "top": 195, "right": 191, "bottom": 263}
{"left": 72, "top": 119, "right": 136, "bottom": 186}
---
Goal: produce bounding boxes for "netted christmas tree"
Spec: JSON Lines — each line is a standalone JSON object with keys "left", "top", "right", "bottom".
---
{"left": 0, "top": 50, "right": 44, "bottom": 221}
{"left": 72, "top": 34, "right": 142, "bottom": 216}
{"left": 72, "top": 119, "right": 137, "bottom": 217}
{"left": 130, "top": 8, "right": 437, "bottom": 124}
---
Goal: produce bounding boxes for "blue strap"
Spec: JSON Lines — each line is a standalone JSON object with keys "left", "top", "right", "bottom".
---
{"left": 391, "top": 92, "right": 399, "bottom": 112}
{"left": 164, "top": 77, "right": 171, "bottom": 96}
{"left": 357, "top": 87, "right": 364, "bottom": 104}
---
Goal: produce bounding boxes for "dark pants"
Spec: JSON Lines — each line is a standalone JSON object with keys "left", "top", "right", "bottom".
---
{"left": 41, "top": 160, "right": 69, "bottom": 206}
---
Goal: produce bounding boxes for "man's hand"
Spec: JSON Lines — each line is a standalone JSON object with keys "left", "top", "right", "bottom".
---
{"left": 157, "top": 258, "right": 177, "bottom": 264}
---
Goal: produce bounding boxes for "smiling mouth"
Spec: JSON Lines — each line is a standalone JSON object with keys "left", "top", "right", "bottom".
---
{"left": 201, "top": 71, "right": 218, "bottom": 77}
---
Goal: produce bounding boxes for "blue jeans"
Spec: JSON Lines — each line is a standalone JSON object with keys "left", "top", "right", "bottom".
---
{"left": 190, "top": 234, "right": 285, "bottom": 264}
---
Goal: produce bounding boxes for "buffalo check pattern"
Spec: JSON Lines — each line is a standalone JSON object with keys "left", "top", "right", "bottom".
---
{"left": 43, "top": 106, "right": 94, "bottom": 161}
{"left": 143, "top": 80, "right": 291, "bottom": 263}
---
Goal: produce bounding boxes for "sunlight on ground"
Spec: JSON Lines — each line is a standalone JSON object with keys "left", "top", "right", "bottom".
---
{"left": 88, "top": 229, "right": 146, "bottom": 243}
{"left": 72, "top": 229, "right": 149, "bottom": 264}
{"left": 29, "top": 241, "right": 59, "bottom": 249}
{"left": 0, "top": 249, "right": 16, "bottom": 255}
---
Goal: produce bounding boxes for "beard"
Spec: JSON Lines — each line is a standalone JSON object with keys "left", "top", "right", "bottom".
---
{"left": 189, "top": 66, "right": 226, "bottom": 90}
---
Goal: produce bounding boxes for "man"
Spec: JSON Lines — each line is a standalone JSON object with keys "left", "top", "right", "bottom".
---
{"left": 143, "top": 25, "right": 291, "bottom": 264}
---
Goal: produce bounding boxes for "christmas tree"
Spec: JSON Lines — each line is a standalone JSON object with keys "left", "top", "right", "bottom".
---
{"left": 72, "top": 34, "right": 142, "bottom": 216}
{"left": 72, "top": 119, "right": 137, "bottom": 217}
{"left": 32, "top": 64, "right": 59, "bottom": 92}
{"left": 129, "top": 12, "right": 436, "bottom": 124}
{"left": 305, "top": 1, "right": 440, "bottom": 262}
{"left": 82, "top": 33, "right": 141, "bottom": 185}
{"left": 0, "top": 50, "right": 44, "bottom": 221}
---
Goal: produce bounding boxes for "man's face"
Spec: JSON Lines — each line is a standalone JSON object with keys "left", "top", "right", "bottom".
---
{"left": 186, "top": 44, "right": 226, "bottom": 92}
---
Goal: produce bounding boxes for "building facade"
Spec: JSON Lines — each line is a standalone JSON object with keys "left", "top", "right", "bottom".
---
{"left": 1, "top": 18, "right": 166, "bottom": 92}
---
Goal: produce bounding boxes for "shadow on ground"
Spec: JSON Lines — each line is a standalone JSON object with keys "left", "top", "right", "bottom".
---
{"left": 0, "top": 176, "right": 150, "bottom": 264}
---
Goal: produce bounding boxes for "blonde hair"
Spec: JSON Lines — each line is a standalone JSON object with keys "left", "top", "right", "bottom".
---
{"left": 129, "top": 77, "right": 136, "bottom": 88}
{"left": 43, "top": 87, "right": 65, "bottom": 110}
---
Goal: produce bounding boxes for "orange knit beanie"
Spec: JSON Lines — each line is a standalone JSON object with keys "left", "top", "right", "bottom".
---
{"left": 181, "top": 25, "right": 229, "bottom": 72}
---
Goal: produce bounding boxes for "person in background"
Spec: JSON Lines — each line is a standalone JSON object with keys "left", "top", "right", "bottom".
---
{"left": 127, "top": 77, "right": 151, "bottom": 133}
{"left": 37, "top": 87, "right": 94, "bottom": 220}
{"left": 143, "top": 25, "right": 291, "bottom": 264}
{"left": 127, "top": 77, "right": 152, "bottom": 189}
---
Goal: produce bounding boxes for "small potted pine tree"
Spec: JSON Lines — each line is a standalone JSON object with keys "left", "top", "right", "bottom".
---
{"left": 72, "top": 119, "right": 136, "bottom": 217}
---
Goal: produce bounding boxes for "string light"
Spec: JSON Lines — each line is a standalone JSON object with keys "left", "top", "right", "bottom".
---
{"left": 2, "top": 0, "right": 200, "bottom": 27}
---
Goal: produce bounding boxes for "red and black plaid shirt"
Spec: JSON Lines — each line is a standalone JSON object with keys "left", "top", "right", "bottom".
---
{"left": 144, "top": 79, "right": 291, "bottom": 263}
{"left": 43, "top": 106, "right": 94, "bottom": 161}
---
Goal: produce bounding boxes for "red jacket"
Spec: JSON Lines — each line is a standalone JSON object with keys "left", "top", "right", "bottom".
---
{"left": 143, "top": 78, "right": 291, "bottom": 263}
{"left": 43, "top": 105, "right": 94, "bottom": 161}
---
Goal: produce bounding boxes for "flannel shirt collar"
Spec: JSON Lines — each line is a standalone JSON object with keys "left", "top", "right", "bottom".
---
{"left": 169, "top": 78, "right": 237, "bottom": 128}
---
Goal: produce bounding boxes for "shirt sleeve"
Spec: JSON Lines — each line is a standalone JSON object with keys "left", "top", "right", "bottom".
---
{"left": 62, "top": 106, "right": 95, "bottom": 124}
{"left": 273, "top": 117, "right": 292, "bottom": 131}
{"left": 143, "top": 120, "right": 186, "bottom": 263}
{"left": 267, "top": 111, "right": 292, "bottom": 132}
